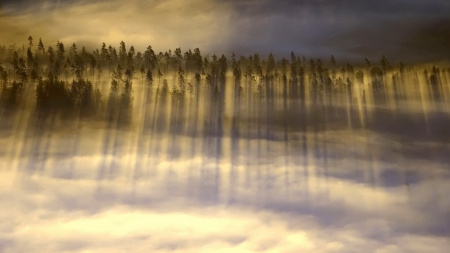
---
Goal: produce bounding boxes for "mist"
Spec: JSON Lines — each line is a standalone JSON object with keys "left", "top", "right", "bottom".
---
{"left": 1, "top": 1, "right": 450, "bottom": 252}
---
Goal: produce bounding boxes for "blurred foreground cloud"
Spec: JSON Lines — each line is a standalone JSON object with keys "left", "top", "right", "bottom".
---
{"left": 1, "top": 151, "right": 449, "bottom": 253}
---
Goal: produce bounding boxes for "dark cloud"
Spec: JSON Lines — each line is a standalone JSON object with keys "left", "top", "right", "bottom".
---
{"left": 1, "top": 0, "right": 450, "bottom": 62}
{"left": 217, "top": 0, "right": 450, "bottom": 61}
{"left": 223, "top": 0, "right": 450, "bottom": 16}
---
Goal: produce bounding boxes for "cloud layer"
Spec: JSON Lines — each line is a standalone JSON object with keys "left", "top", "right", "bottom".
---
{"left": 1, "top": 119, "right": 450, "bottom": 252}
{"left": 1, "top": 0, "right": 450, "bottom": 61}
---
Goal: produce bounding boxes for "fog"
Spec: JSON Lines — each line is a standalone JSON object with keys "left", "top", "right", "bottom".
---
{"left": 1, "top": 60, "right": 450, "bottom": 251}
{"left": 1, "top": 1, "right": 450, "bottom": 252}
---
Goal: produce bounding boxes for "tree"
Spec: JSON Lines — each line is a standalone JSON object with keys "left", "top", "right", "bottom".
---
{"left": 290, "top": 51, "right": 296, "bottom": 64}
{"left": 89, "top": 55, "right": 97, "bottom": 77}
{"left": 113, "top": 65, "right": 123, "bottom": 83}
{"left": 346, "top": 78, "right": 352, "bottom": 91}
{"left": 56, "top": 41, "right": 65, "bottom": 58}
{"left": 330, "top": 55, "right": 336, "bottom": 68}
{"left": 346, "top": 63, "right": 354, "bottom": 74}
{"left": 371, "top": 66, "right": 384, "bottom": 90}
{"left": 174, "top": 47, "right": 182, "bottom": 67}
{"left": 119, "top": 41, "right": 127, "bottom": 65}
{"left": 100, "top": 42, "right": 108, "bottom": 63}
{"left": 380, "top": 55, "right": 389, "bottom": 73}
{"left": 38, "top": 38, "right": 44, "bottom": 51}
{"left": 17, "top": 58, "right": 28, "bottom": 83}
{"left": 178, "top": 66, "right": 185, "bottom": 85}
{"left": 195, "top": 73, "right": 201, "bottom": 82}
{"left": 135, "top": 52, "right": 142, "bottom": 67}
{"left": 280, "top": 57, "right": 288, "bottom": 74}
{"left": 192, "top": 48, "right": 202, "bottom": 72}
{"left": 127, "top": 51, "right": 134, "bottom": 69}
{"left": 0, "top": 65, "right": 8, "bottom": 88}
{"left": 146, "top": 68, "right": 153, "bottom": 84}
{"left": 398, "top": 62, "right": 404, "bottom": 73}
{"left": 12, "top": 51, "right": 23, "bottom": 82}
{"left": 27, "top": 48, "right": 34, "bottom": 75}
{"left": 355, "top": 71, "right": 364, "bottom": 84}
{"left": 144, "top": 45, "right": 157, "bottom": 70}
{"left": 129, "top": 46, "right": 135, "bottom": 58}
{"left": 47, "top": 46, "right": 55, "bottom": 68}
{"left": 157, "top": 68, "right": 163, "bottom": 83}
{"left": 309, "top": 58, "right": 316, "bottom": 74}
{"left": 233, "top": 67, "right": 241, "bottom": 80}
{"left": 266, "top": 53, "right": 275, "bottom": 74}
{"left": 244, "top": 62, "right": 252, "bottom": 80}
{"left": 28, "top": 36, "right": 33, "bottom": 49}
{"left": 253, "top": 53, "right": 261, "bottom": 69}
{"left": 69, "top": 43, "right": 78, "bottom": 60}
{"left": 54, "top": 41, "right": 65, "bottom": 78}
{"left": 365, "top": 57, "right": 371, "bottom": 67}
{"left": 231, "top": 53, "right": 238, "bottom": 69}
{"left": 124, "top": 67, "right": 134, "bottom": 89}
{"left": 73, "top": 54, "right": 85, "bottom": 80}
{"left": 219, "top": 54, "right": 228, "bottom": 76}
{"left": 140, "top": 65, "right": 145, "bottom": 81}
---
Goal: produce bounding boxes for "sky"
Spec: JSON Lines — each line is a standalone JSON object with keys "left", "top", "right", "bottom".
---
{"left": 1, "top": 0, "right": 450, "bottom": 62}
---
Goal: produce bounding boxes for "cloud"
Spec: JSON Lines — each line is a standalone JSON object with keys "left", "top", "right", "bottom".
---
{"left": 1, "top": 123, "right": 450, "bottom": 252}
{"left": 1, "top": 164, "right": 450, "bottom": 252}
{"left": 0, "top": 0, "right": 233, "bottom": 53}
{"left": 2, "top": 0, "right": 450, "bottom": 61}
{"left": 221, "top": 0, "right": 450, "bottom": 18}
{"left": 218, "top": 0, "right": 450, "bottom": 60}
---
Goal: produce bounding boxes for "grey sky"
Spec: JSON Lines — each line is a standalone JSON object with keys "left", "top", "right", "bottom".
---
{"left": 1, "top": 0, "right": 450, "bottom": 62}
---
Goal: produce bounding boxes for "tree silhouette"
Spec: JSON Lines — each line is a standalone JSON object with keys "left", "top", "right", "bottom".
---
{"left": 157, "top": 68, "right": 163, "bottom": 84}
{"left": 119, "top": 41, "right": 127, "bottom": 66}
{"left": 144, "top": 45, "right": 157, "bottom": 70}
{"left": 38, "top": 38, "right": 44, "bottom": 53}
{"left": 178, "top": 66, "right": 185, "bottom": 86}
{"left": 355, "top": 70, "right": 364, "bottom": 84}
{"left": 380, "top": 55, "right": 389, "bottom": 73}
{"left": 365, "top": 57, "right": 371, "bottom": 67}
{"left": 146, "top": 68, "right": 153, "bottom": 84}
{"left": 0, "top": 65, "right": 7, "bottom": 88}
{"left": 1, "top": 36, "right": 449, "bottom": 136}
{"left": 28, "top": 36, "right": 33, "bottom": 49}
{"left": 266, "top": 53, "right": 275, "bottom": 74}
{"left": 233, "top": 66, "right": 242, "bottom": 80}
{"left": 330, "top": 55, "right": 336, "bottom": 67}
{"left": 371, "top": 66, "right": 384, "bottom": 91}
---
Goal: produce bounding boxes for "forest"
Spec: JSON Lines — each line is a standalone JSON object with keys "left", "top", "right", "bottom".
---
{"left": 1, "top": 34, "right": 450, "bottom": 253}
{"left": 0, "top": 37, "right": 449, "bottom": 141}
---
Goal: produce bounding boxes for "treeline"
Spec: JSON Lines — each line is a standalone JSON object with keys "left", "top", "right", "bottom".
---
{"left": 0, "top": 36, "right": 449, "bottom": 118}
{"left": 2, "top": 36, "right": 448, "bottom": 85}
{"left": 35, "top": 73, "right": 102, "bottom": 116}
{"left": 1, "top": 37, "right": 449, "bottom": 86}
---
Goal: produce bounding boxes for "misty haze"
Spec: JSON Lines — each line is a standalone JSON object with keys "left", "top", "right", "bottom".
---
{"left": 1, "top": 1, "right": 450, "bottom": 253}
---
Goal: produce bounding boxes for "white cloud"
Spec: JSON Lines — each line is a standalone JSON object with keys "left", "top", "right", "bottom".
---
{"left": 1, "top": 140, "right": 449, "bottom": 252}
